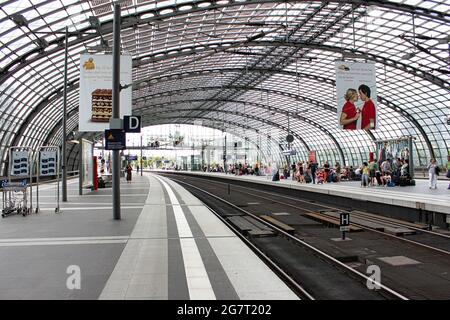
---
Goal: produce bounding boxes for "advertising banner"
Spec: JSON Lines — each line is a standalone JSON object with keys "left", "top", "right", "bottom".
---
{"left": 11, "top": 151, "right": 29, "bottom": 176}
{"left": 40, "top": 151, "right": 57, "bottom": 176}
{"left": 79, "top": 54, "right": 132, "bottom": 132}
{"left": 308, "top": 150, "right": 316, "bottom": 163}
{"left": 335, "top": 61, "right": 378, "bottom": 131}
{"left": 81, "top": 139, "right": 93, "bottom": 188}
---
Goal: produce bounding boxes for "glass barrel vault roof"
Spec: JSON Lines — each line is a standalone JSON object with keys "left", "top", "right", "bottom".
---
{"left": 0, "top": 0, "right": 449, "bottom": 173}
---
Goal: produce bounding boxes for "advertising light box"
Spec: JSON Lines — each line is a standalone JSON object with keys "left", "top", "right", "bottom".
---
{"left": 335, "top": 61, "right": 378, "bottom": 131}
{"left": 79, "top": 54, "right": 132, "bottom": 132}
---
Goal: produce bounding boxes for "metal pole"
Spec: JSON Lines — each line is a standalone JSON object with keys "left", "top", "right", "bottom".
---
{"left": 112, "top": 3, "right": 121, "bottom": 220}
{"left": 29, "top": 148, "right": 32, "bottom": 213}
{"left": 62, "top": 26, "right": 68, "bottom": 202}
{"left": 224, "top": 134, "right": 227, "bottom": 173}
{"left": 408, "top": 136, "right": 414, "bottom": 179}
{"left": 36, "top": 152, "right": 39, "bottom": 213}
{"left": 140, "top": 135, "right": 143, "bottom": 176}
{"left": 56, "top": 147, "right": 60, "bottom": 213}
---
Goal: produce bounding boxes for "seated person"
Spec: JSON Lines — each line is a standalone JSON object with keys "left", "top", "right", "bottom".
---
{"left": 349, "top": 166, "right": 355, "bottom": 180}
{"left": 354, "top": 167, "right": 362, "bottom": 180}
{"left": 401, "top": 159, "right": 410, "bottom": 177}
{"left": 316, "top": 170, "right": 325, "bottom": 184}
{"left": 340, "top": 168, "right": 349, "bottom": 181}
{"left": 382, "top": 173, "right": 392, "bottom": 187}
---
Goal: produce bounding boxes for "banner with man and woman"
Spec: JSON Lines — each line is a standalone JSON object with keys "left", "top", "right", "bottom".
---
{"left": 335, "top": 61, "right": 378, "bottom": 131}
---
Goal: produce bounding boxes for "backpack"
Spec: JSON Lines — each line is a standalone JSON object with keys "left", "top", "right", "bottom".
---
{"left": 435, "top": 166, "right": 440, "bottom": 175}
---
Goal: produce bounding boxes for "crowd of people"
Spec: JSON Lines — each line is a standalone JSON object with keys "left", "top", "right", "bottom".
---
{"left": 197, "top": 155, "right": 450, "bottom": 190}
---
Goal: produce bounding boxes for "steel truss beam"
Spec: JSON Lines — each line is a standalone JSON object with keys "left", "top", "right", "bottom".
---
{"left": 137, "top": 101, "right": 350, "bottom": 164}
{"left": 135, "top": 70, "right": 438, "bottom": 155}
{"left": 67, "top": 117, "right": 284, "bottom": 169}
{"left": 145, "top": 107, "right": 312, "bottom": 151}
{"left": 132, "top": 40, "right": 448, "bottom": 90}
{"left": 144, "top": 115, "right": 292, "bottom": 159}
{"left": 1, "top": 0, "right": 447, "bottom": 88}
{"left": 136, "top": 84, "right": 376, "bottom": 143}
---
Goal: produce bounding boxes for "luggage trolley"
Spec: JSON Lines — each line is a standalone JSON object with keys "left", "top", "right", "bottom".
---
{"left": 3, "top": 146, "right": 33, "bottom": 217}
{"left": 1, "top": 180, "right": 30, "bottom": 217}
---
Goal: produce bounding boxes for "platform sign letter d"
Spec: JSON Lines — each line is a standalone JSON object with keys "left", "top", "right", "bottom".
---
{"left": 66, "top": 265, "right": 81, "bottom": 290}
{"left": 124, "top": 115, "right": 141, "bottom": 133}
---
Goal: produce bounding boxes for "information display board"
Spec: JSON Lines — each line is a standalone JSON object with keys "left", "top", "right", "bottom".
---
{"left": 11, "top": 150, "right": 29, "bottom": 176}
{"left": 40, "top": 151, "right": 57, "bottom": 176}
{"left": 105, "top": 129, "right": 126, "bottom": 150}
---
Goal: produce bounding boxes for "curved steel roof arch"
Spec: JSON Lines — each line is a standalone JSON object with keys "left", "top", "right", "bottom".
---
{"left": 1, "top": 2, "right": 447, "bottom": 88}
{"left": 137, "top": 100, "right": 350, "bottom": 162}
{"left": 1, "top": 0, "right": 449, "bottom": 171}
{"left": 142, "top": 107, "right": 312, "bottom": 152}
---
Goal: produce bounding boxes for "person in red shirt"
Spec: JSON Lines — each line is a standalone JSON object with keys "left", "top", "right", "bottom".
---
{"left": 358, "top": 84, "right": 376, "bottom": 130}
{"left": 339, "top": 88, "right": 360, "bottom": 130}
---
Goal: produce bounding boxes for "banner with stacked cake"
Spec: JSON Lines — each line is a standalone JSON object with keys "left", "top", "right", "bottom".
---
{"left": 78, "top": 54, "right": 132, "bottom": 131}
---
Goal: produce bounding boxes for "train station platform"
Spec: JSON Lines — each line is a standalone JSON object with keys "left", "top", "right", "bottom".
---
{"left": 157, "top": 171, "right": 450, "bottom": 217}
{"left": 0, "top": 173, "right": 297, "bottom": 300}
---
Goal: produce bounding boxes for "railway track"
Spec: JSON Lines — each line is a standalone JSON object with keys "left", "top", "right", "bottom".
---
{"left": 160, "top": 174, "right": 408, "bottom": 300}
{"left": 162, "top": 173, "right": 450, "bottom": 256}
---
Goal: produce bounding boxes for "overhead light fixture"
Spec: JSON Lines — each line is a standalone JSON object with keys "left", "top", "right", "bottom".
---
{"left": 341, "top": 52, "right": 371, "bottom": 60}
{"left": 35, "top": 37, "right": 48, "bottom": 48}
{"left": 11, "top": 13, "right": 28, "bottom": 27}
{"left": 401, "top": 52, "right": 416, "bottom": 60}
{"left": 246, "top": 31, "right": 266, "bottom": 42}
{"left": 88, "top": 16, "right": 100, "bottom": 28}
{"left": 245, "top": 21, "right": 266, "bottom": 27}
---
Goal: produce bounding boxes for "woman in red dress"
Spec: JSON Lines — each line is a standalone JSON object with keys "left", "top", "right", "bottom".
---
{"left": 339, "top": 88, "right": 360, "bottom": 130}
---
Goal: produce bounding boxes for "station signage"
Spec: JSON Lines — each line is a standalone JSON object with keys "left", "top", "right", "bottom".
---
{"left": 105, "top": 129, "right": 126, "bottom": 150}
{"left": 40, "top": 151, "right": 57, "bottom": 176}
{"left": 11, "top": 151, "right": 29, "bottom": 176}
{"left": 339, "top": 212, "right": 350, "bottom": 233}
{"left": 124, "top": 115, "right": 141, "bottom": 133}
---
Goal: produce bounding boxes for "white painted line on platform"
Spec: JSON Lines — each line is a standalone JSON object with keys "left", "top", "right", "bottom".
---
{"left": 36, "top": 206, "right": 143, "bottom": 211}
{"left": 35, "top": 202, "right": 142, "bottom": 205}
{"left": 154, "top": 174, "right": 216, "bottom": 300}
{"left": 35, "top": 194, "right": 148, "bottom": 198}
{"left": 0, "top": 235, "right": 129, "bottom": 247}
{"left": 0, "top": 236, "right": 129, "bottom": 243}
{"left": 0, "top": 239, "right": 127, "bottom": 247}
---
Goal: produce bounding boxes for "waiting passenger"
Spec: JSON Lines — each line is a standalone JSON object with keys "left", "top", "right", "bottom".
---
{"left": 316, "top": 169, "right": 324, "bottom": 184}
{"left": 323, "top": 161, "right": 330, "bottom": 183}
{"left": 401, "top": 159, "right": 410, "bottom": 177}
{"left": 368, "top": 160, "right": 378, "bottom": 186}
{"left": 427, "top": 158, "right": 438, "bottom": 189}
{"left": 296, "top": 161, "right": 305, "bottom": 183}
{"left": 361, "top": 162, "right": 369, "bottom": 187}
{"left": 309, "top": 161, "right": 317, "bottom": 184}
{"left": 335, "top": 162, "right": 341, "bottom": 182}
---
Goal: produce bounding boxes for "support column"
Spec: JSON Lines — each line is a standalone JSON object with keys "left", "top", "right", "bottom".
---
{"left": 62, "top": 26, "right": 68, "bottom": 202}
{"left": 112, "top": 3, "right": 121, "bottom": 220}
